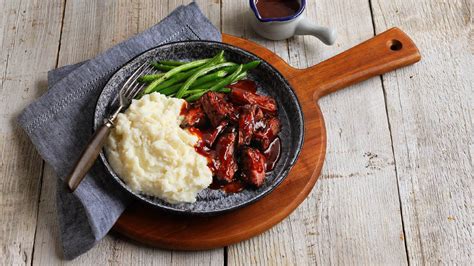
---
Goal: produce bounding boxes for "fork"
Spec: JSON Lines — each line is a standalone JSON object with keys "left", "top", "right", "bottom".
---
{"left": 67, "top": 62, "right": 156, "bottom": 191}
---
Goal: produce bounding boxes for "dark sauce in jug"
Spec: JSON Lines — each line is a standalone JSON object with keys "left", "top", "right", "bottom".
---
{"left": 256, "top": 0, "right": 300, "bottom": 19}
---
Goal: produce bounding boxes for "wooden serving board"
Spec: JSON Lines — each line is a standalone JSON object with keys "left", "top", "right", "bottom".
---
{"left": 113, "top": 28, "right": 421, "bottom": 250}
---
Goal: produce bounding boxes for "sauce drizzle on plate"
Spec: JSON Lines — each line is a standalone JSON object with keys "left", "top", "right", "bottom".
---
{"left": 263, "top": 137, "right": 281, "bottom": 171}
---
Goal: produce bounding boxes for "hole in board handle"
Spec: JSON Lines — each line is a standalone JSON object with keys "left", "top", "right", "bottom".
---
{"left": 388, "top": 39, "right": 403, "bottom": 51}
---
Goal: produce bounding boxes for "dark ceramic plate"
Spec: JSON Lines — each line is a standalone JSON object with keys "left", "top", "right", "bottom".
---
{"left": 94, "top": 41, "right": 304, "bottom": 215}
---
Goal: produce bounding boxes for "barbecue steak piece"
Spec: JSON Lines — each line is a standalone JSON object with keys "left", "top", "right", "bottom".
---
{"left": 214, "top": 132, "right": 238, "bottom": 182}
{"left": 230, "top": 88, "right": 277, "bottom": 114}
{"left": 240, "top": 147, "right": 266, "bottom": 187}
{"left": 253, "top": 107, "right": 265, "bottom": 130}
{"left": 202, "top": 120, "right": 228, "bottom": 148}
{"left": 238, "top": 105, "right": 258, "bottom": 147}
{"left": 253, "top": 116, "right": 281, "bottom": 150}
{"left": 180, "top": 103, "right": 207, "bottom": 128}
{"left": 200, "top": 92, "right": 236, "bottom": 127}
{"left": 226, "top": 80, "right": 257, "bottom": 93}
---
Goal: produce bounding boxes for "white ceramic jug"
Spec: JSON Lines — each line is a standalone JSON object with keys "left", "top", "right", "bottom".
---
{"left": 249, "top": 0, "right": 336, "bottom": 45}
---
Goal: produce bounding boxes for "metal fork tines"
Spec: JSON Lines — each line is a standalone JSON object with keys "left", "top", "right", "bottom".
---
{"left": 109, "top": 62, "right": 156, "bottom": 120}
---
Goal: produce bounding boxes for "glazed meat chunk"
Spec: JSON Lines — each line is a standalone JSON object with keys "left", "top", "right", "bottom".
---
{"left": 214, "top": 132, "right": 238, "bottom": 182}
{"left": 226, "top": 80, "right": 257, "bottom": 93}
{"left": 253, "top": 116, "right": 281, "bottom": 150}
{"left": 202, "top": 120, "right": 228, "bottom": 148}
{"left": 240, "top": 147, "right": 266, "bottom": 187}
{"left": 230, "top": 88, "right": 277, "bottom": 114}
{"left": 200, "top": 92, "right": 236, "bottom": 127}
{"left": 180, "top": 103, "right": 207, "bottom": 128}
{"left": 237, "top": 105, "right": 259, "bottom": 147}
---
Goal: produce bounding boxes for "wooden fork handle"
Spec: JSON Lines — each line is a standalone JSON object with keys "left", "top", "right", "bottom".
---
{"left": 67, "top": 121, "right": 113, "bottom": 191}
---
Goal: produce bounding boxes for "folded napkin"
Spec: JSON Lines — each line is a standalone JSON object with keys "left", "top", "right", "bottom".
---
{"left": 18, "top": 3, "right": 221, "bottom": 259}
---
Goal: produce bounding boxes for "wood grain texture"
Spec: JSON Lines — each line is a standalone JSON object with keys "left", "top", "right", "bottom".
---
{"left": 32, "top": 0, "right": 223, "bottom": 264}
{"left": 227, "top": 0, "right": 416, "bottom": 264}
{"left": 0, "top": 0, "right": 64, "bottom": 265}
{"left": 371, "top": 0, "right": 473, "bottom": 264}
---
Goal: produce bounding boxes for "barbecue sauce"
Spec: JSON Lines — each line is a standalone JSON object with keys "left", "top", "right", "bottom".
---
{"left": 255, "top": 0, "right": 300, "bottom": 19}
{"left": 179, "top": 102, "right": 188, "bottom": 115}
{"left": 184, "top": 85, "right": 282, "bottom": 193}
{"left": 227, "top": 80, "right": 257, "bottom": 93}
{"left": 263, "top": 137, "right": 281, "bottom": 171}
{"left": 188, "top": 127, "right": 216, "bottom": 172}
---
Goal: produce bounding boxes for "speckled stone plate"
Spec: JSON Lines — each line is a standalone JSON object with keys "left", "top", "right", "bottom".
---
{"left": 94, "top": 41, "right": 304, "bottom": 215}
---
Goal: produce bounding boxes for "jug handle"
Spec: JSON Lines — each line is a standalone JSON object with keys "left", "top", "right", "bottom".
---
{"left": 295, "top": 17, "right": 337, "bottom": 45}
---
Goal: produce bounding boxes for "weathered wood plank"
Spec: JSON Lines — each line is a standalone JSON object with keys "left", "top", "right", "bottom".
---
{"left": 371, "top": 0, "right": 473, "bottom": 264}
{"left": 32, "top": 0, "right": 224, "bottom": 264}
{"left": 225, "top": 0, "right": 409, "bottom": 264}
{"left": 0, "top": 0, "right": 64, "bottom": 265}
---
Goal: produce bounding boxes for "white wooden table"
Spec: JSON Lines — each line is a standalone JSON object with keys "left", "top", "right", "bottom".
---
{"left": 1, "top": 0, "right": 472, "bottom": 265}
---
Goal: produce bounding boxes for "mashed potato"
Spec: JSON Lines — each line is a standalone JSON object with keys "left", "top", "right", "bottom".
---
{"left": 105, "top": 93, "right": 212, "bottom": 204}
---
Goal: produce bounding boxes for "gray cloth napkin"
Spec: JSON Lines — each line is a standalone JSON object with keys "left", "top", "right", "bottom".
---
{"left": 17, "top": 3, "right": 221, "bottom": 259}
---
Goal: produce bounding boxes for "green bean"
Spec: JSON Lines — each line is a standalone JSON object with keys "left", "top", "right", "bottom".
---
{"left": 143, "top": 59, "right": 208, "bottom": 94}
{"left": 150, "top": 71, "right": 192, "bottom": 93}
{"left": 137, "top": 73, "right": 165, "bottom": 83}
{"left": 158, "top": 60, "right": 185, "bottom": 66}
{"left": 218, "top": 87, "right": 231, "bottom": 93}
{"left": 150, "top": 62, "right": 175, "bottom": 71}
{"left": 138, "top": 62, "right": 227, "bottom": 84}
{"left": 159, "top": 83, "right": 182, "bottom": 96}
{"left": 183, "top": 79, "right": 223, "bottom": 96}
{"left": 208, "top": 65, "right": 244, "bottom": 91}
{"left": 160, "top": 70, "right": 228, "bottom": 96}
{"left": 149, "top": 58, "right": 224, "bottom": 94}
{"left": 185, "top": 92, "right": 205, "bottom": 102}
{"left": 185, "top": 64, "right": 243, "bottom": 102}
{"left": 189, "top": 79, "right": 221, "bottom": 91}
{"left": 221, "top": 60, "right": 260, "bottom": 73}
{"left": 175, "top": 62, "right": 236, "bottom": 98}
{"left": 182, "top": 87, "right": 211, "bottom": 97}
{"left": 229, "top": 71, "right": 247, "bottom": 83}
{"left": 183, "top": 71, "right": 246, "bottom": 97}
{"left": 190, "top": 70, "right": 228, "bottom": 88}
{"left": 144, "top": 51, "right": 225, "bottom": 95}
{"left": 147, "top": 72, "right": 185, "bottom": 94}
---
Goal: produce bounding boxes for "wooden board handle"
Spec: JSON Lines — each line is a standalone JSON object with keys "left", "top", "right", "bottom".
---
{"left": 288, "top": 27, "right": 421, "bottom": 99}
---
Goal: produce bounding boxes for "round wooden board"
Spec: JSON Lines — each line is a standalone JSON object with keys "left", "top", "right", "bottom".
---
{"left": 113, "top": 29, "right": 420, "bottom": 250}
